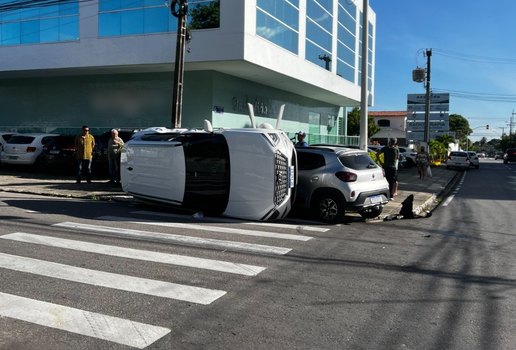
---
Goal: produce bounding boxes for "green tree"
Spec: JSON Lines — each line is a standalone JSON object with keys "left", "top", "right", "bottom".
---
{"left": 428, "top": 139, "right": 447, "bottom": 162}
{"left": 346, "top": 107, "right": 380, "bottom": 137}
{"left": 449, "top": 114, "right": 472, "bottom": 140}
{"left": 189, "top": 0, "right": 220, "bottom": 29}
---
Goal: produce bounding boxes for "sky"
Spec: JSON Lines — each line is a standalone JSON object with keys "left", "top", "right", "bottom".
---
{"left": 369, "top": 0, "right": 516, "bottom": 142}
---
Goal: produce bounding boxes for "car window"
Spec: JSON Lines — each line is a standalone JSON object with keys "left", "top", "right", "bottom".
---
{"left": 7, "top": 135, "right": 35, "bottom": 144}
{"left": 338, "top": 153, "right": 378, "bottom": 170}
{"left": 297, "top": 152, "right": 326, "bottom": 170}
{"left": 41, "top": 136, "right": 55, "bottom": 145}
{"left": 450, "top": 152, "right": 467, "bottom": 157}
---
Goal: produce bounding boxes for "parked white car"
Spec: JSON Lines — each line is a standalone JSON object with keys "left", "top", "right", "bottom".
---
{"left": 467, "top": 151, "right": 480, "bottom": 169}
{"left": 121, "top": 123, "right": 296, "bottom": 221}
{"left": 398, "top": 147, "right": 417, "bottom": 167}
{"left": 446, "top": 151, "right": 470, "bottom": 170}
{"left": 0, "top": 133, "right": 57, "bottom": 165}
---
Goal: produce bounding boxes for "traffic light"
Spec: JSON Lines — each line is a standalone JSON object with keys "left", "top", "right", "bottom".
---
{"left": 486, "top": 124, "right": 490, "bottom": 129}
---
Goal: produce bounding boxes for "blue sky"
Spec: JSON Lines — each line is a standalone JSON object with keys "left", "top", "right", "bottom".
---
{"left": 369, "top": 0, "right": 516, "bottom": 141}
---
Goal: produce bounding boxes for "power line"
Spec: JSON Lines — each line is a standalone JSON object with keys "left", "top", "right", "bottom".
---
{"left": 432, "top": 48, "right": 516, "bottom": 65}
{"left": 433, "top": 88, "right": 516, "bottom": 103}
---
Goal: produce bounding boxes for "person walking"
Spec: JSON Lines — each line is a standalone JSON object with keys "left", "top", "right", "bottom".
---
{"left": 74, "top": 125, "right": 95, "bottom": 183}
{"left": 416, "top": 146, "right": 430, "bottom": 180}
{"left": 107, "top": 129, "right": 124, "bottom": 186}
{"left": 295, "top": 131, "right": 309, "bottom": 147}
{"left": 376, "top": 138, "right": 400, "bottom": 200}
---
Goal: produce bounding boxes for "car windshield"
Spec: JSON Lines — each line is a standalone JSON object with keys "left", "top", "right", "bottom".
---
{"left": 338, "top": 153, "right": 378, "bottom": 170}
{"left": 7, "top": 135, "right": 35, "bottom": 144}
{"left": 450, "top": 152, "right": 467, "bottom": 157}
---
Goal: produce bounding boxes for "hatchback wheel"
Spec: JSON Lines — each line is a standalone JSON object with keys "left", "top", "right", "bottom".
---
{"left": 313, "top": 194, "right": 344, "bottom": 223}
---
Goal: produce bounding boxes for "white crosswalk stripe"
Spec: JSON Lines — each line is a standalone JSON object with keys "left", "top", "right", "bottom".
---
{"left": 98, "top": 215, "right": 313, "bottom": 241}
{"left": 1, "top": 232, "right": 265, "bottom": 276}
{"left": 0, "top": 252, "right": 226, "bottom": 304}
{"left": 0, "top": 292, "right": 171, "bottom": 349}
{"left": 53, "top": 221, "right": 292, "bottom": 255}
{"left": 130, "top": 210, "right": 330, "bottom": 232}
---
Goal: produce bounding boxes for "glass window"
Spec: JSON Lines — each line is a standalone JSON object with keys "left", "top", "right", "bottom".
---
{"left": 307, "top": 0, "right": 332, "bottom": 32}
{"left": 121, "top": 10, "right": 143, "bottom": 35}
{"left": 257, "top": 0, "right": 299, "bottom": 29}
{"left": 256, "top": 9, "right": 298, "bottom": 54}
{"left": 144, "top": 7, "right": 168, "bottom": 33}
{"left": 305, "top": 40, "right": 331, "bottom": 69}
{"left": 337, "top": 60, "right": 354, "bottom": 82}
{"left": 100, "top": 0, "right": 122, "bottom": 12}
{"left": 337, "top": 24, "right": 354, "bottom": 50}
{"left": 337, "top": 41, "right": 354, "bottom": 65}
{"left": 99, "top": 12, "right": 121, "bottom": 36}
{"left": 306, "top": 19, "right": 331, "bottom": 51}
{"left": 0, "top": 0, "right": 79, "bottom": 46}
{"left": 314, "top": 0, "right": 333, "bottom": 13}
{"left": 21, "top": 20, "right": 40, "bottom": 44}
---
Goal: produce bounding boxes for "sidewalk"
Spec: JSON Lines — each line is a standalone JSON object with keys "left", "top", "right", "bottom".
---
{"left": 0, "top": 165, "right": 460, "bottom": 218}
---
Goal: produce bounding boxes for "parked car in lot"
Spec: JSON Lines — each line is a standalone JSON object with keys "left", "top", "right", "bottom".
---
{"left": 39, "top": 135, "right": 77, "bottom": 170}
{"left": 467, "top": 151, "right": 480, "bottom": 169}
{"left": 446, "top": 151, "right": 470, "bottom": 170}
{"left": 495, "top": 152, "right": 504, "bottom": 160}
{"left": 0, "top": 133, "right": 57, "bottom": 165}
{"left": 398, "top": 147, "right": 417, "bottom": 167}
{"left": 294, "top": 145, "right": 389, "bottom": 223}
{"left": 504, "top": 148, "right": 516, "bottom": 164}
{"left": 121, "top": 124, "right": 297, "bottom": 221}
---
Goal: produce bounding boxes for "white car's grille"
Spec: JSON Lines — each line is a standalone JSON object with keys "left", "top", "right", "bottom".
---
{"left": 274, "top": 151, "right": 289, "bottom": 206}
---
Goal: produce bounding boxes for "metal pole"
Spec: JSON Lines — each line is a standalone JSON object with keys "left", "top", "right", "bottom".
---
{"left": 171, "top": 0, "right": 188, "bottom": 128}
{"left": 424, "top": 48, "right": 432, "bottom": 143}
{"left": 359, "top": 0, "right": 369, "bottom": 150}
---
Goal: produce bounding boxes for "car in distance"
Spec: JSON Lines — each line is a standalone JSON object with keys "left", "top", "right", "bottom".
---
{"left": 494, "top": 152, "right": 504, "bottom": 160}
{"left": 504, "top": 148, "right": 516, "bottom": 164}
{"left": 467, "top": 151, "right": 480, "bottom": 169}
{"left": 446, "top": 151, "right": 470, "bottom": 170}
{"left": 294, "top": 145, "right": 389, "bottom": 223}
{"left": 398, "top": 147, "right": 417, "bottom": 167}
{"left": 0, "top": 133, "right": 57, "bottom": 165}
{"left": 121, "top": 124, "right": 296, "bottom": 221}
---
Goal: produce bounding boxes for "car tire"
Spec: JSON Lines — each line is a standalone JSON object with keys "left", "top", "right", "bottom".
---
{"left": 359, "top": 206, "right": 383, "bottom": 219}
{"left": 312, "top": 193, "right": 344, "bottom": 224}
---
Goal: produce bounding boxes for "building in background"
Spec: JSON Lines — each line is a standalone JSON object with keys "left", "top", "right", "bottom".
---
{"left": 0, "top": 0, "right": 376, "bottom": 143}
{"left": 369, "top": 111, "right": 406, "bottom": 146}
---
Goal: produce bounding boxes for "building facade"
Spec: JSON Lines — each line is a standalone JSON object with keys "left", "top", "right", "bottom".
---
{"left": 369, "top": 111, "right": 407, "bottom": 146}
{"left": 0, "top": 0, "right": 376, "bottom": 142}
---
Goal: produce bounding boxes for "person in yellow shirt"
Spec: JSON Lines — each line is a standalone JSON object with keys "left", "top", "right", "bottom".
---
{"left": 74, "top": 125, "right": 95, "bottom": 183}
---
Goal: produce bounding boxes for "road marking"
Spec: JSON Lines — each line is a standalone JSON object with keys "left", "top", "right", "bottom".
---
{"left": 442, "top": 172, "right": 466, "bottom": 207}
{"left": 0, "top": 292, "right": 170, "bottom": 349}
{"left": 53, "top": 222, "right": 292, "bottom": 255}
{"left": 98, "top": 215, "right": 312, "bottom": 241}
{"left": 441, "top": 195, "right": 454, "bottom": 207}
{"left": 1, "top": 232, "right": 265, "bottom": 276}
{"left": 130, "top": 210, "right": 330, "bottom": 232}
{"left": 0, "top": 252, "right": 225, "bottom": 305}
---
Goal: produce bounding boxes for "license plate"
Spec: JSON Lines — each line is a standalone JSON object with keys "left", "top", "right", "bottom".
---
{"left": 288, "top": 165, "right": 295, "bottom": 188}
{"left": 8, "top": 156, "right": 18, "bottom": 160}
{"left": 50, "top": 150, "right": 60, "bottom": 154}
{"left": 369, "top": 195, "right": 382, "bottom": 204}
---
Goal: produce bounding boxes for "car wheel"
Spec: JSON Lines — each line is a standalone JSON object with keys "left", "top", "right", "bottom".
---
{"left": 313, "top": 193, "right": 344, "bottom": 224}
{"left": 359, "top": 206, "right": 383, "bottom": 219}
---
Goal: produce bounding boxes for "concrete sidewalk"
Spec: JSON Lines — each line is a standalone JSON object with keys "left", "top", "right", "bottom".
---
{"left": 0, "top": 164, "right": 460, "bottom": 219}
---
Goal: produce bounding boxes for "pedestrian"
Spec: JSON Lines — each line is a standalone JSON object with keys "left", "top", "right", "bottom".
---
{"left": 376, "top": 138, "right": 400, "bottom": 200}
{"left": 416, "top": 146, "right": 429, "bottom": 180}
{"left": 295, "top": 131, "right": 309, "bottom": 147}
{"left": 74, "top": 125, "right": 95, "bottom": 183}
{"left": 107, "top": 128, "right": 124, "bottom": 186}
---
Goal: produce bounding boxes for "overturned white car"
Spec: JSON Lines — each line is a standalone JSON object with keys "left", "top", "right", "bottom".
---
{"left": 121, "top": 122, "right": 296, "bottom": 221}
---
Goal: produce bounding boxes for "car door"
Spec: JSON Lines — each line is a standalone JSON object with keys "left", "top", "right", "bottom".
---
{"left": 296, "top": 151, "right": 326, "bottom": 207}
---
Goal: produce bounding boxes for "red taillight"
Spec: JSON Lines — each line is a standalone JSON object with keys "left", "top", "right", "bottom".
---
{"left": 336, "top": 171, "right": 357, "bottom": 182}
{"left": 26, "top": 147, "right": 37, "bottom": 152}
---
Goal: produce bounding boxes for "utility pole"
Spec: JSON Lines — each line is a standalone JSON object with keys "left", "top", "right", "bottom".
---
{"left": 423, "top": 49, "right": 432, "bottom": 144}
{"left": 171, "top": 0, "right": 188, "bottom": 128}
{"left": 359, "top": 0, "right": 369, "bottom": 151}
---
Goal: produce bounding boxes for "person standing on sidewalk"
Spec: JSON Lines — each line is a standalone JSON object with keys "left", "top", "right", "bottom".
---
{"left": 74, "top": 125, "right": 95, "bottom": 184}
{"left": 376, "top": 138, "right": 399, "bottom": 200}
{"left": 107, "top": 129, "right": 124, "bottom": 186}
{"left": 416, "top": 146, "right": 429, "bottom": 180}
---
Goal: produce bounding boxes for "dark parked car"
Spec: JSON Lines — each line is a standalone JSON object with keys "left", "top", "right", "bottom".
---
{"left": 39, "top": 135, "right": 77, "bottom": 170}
{"left": 504, "top": 148, "right": 516, "bottom": 164}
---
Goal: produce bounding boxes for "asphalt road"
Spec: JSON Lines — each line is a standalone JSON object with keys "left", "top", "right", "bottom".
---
{"left": 0, "top": 159, "right": 514, "bottom": 350}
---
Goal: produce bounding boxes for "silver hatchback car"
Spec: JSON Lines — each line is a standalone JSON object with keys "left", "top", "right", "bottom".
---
{"left": 294, "top": 146, "right": 390, "bottom": 223}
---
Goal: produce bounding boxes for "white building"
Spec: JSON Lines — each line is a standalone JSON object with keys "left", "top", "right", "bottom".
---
{"left": 0, "top": 0, "right": 376, "bottom": 143}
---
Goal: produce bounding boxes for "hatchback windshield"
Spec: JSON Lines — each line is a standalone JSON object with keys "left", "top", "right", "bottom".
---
{"left": 338, "top": 153, "right": 378, "bottom": 170}
{"left": 7, "top": 136, "right": 35, "bottom": 144}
